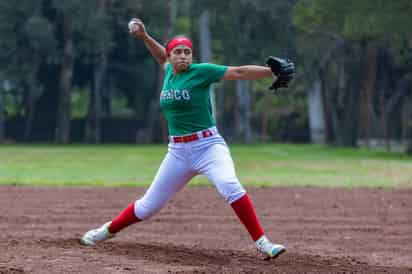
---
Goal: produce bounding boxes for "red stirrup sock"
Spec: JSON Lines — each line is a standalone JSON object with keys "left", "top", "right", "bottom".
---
{"left": 230, "top": 193, "right": 265, "bottom": 241}
{"left": 108, "top": 202, "right": 140, "bottom": 234}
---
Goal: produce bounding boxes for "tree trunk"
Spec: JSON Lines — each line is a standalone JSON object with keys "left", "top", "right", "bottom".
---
{"left": 55, "top": 16, "right": 74, "bottom": 144}
{"left": 0, "top": 91, "right": 4, "bottom": 142}
{"left": 379, "top": 87, "right": 390, "bottom": 151}
{"left": 341, "top": 69, "right": 361, "bottom": 147}
{"left": 199, "top": 11, "right": 211, "bottom": 62}
{"left": 24, "top": 90, "right": 36, "bottom": 141}
{"left": 359, "top": 43, "right": 378, "bottom": 147}
{"left": 261, "top": 92, "right": 270, "bottom": 140}
{"left": 307, "top": 77, "right": 326, "bottom": 144}
{"left": 199, "top": 10, "right": 218, "bottom": 120}
{"left": 148, "top": 0, "right": 176, "bottom": 142}
{"left": 403, "top": 95, "right": 412, "bottom": 154}
{"left": 235, "top": 80, "right": 252, "bottom": 142}
{"left": 313, "top": 37, "right": 346, "bottom": 144}
{"left": 23, "top": 55, "right": 41, "bottom": 142}
{"left": 383, "top": 76, "right": 410, "bottom": 151}
{"left": 146, "top": 63, "right": 163, "bottom": 142}
{"left": 102, "top": 79, "right": 112, "bottom": 116}
{"left": 33, "top": 62, "right": 60, "bottom": 141}
{"left": 324, "top": 49, "right": 360, "bottom": 147}
{"left": 324, "top": 75, "right": 341, "bottom": 145}
{"left": 85, "top": 0, "right": 109, "bottom": 144}
{"left": 92, "top": 52, "right": 108, "bottom": 143}
{"left": 85, "top": 83, "right": 95, "bottom": 143}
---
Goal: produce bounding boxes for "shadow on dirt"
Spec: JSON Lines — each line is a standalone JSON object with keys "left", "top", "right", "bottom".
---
{"left": 0, "top": 266, "right": 25, "bottom": 274}
{"left": 36, "top": 238, "right": 412, "bottom": 274}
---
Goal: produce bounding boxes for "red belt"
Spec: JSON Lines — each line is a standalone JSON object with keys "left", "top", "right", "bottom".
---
{"left": 171, "top": 129, "right": 214, "bottom": 143}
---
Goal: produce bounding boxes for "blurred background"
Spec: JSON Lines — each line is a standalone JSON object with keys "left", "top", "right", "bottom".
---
{"left": 0, "top": 0, "right": 411, "bottom": 153}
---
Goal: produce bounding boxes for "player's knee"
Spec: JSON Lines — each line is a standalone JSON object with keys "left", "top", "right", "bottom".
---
{"left": 134, "top": 198, "right": 164, "bottom": 220}
{"left": 225, "top": 189, "right": 246, "bottom": 204}
{"left": 216, "top": 180, "right": 246, "bottom": 204}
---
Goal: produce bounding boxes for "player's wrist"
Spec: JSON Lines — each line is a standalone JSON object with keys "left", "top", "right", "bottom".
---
{"left": 140, "top": 32, "right": 150, "bottom": 40}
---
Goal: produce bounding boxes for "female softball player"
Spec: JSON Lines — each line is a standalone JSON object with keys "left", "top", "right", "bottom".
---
{"left": 81, "top": 18, "right": 286, "bottom": 260}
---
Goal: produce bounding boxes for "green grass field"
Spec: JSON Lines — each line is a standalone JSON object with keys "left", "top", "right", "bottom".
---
{"left": 0, "top": 144, "right": 411, "bottom": 188}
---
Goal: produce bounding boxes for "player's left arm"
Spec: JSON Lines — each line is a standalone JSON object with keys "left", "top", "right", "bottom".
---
{"left": 221, "top": 66, "right": 274, "bottom": 81}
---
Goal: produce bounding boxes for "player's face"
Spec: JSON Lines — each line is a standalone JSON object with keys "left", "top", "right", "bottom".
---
{"left": 169, "top": 45, "right": 193, "bottom": 73}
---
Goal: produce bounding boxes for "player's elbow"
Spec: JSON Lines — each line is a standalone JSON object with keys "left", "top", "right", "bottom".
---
{"left": 222, "top": 66, "right": 246, "bottom": 81}
{"left": 157, "top": 56, "right": 168, "bottom": 67}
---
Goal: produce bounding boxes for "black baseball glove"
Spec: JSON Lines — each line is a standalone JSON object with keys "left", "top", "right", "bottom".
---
{"left": 266, "top": 56, "right": 295, "bottom": 91}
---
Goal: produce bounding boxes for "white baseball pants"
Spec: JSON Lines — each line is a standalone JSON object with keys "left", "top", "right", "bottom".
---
{"left": 134, "top": 127, "right": 246, "bottom": 220}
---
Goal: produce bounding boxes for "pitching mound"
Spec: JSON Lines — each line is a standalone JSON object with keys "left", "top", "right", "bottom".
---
{"left": 1, "top": 186, "right": 411, "bottom": 273}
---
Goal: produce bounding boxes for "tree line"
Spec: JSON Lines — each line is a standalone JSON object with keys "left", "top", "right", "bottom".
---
{"left": 0, "top": 0, "right": 411, "bottom": 152}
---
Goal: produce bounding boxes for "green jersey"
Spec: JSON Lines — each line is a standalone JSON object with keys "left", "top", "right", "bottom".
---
{"left": 160, "top": 63, "right": 228, "bottom": 136}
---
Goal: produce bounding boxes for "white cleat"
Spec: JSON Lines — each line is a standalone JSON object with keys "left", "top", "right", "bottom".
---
{"left": 80, "top": 222, "right": 114, "bottom": 246}
{"left": 255, "top": 235, "right": 286, "bottom": 260}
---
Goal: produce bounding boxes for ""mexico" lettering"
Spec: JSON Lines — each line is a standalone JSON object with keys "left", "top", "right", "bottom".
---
{"left": 160, "top": 89, "right": 191, "bottom": 101}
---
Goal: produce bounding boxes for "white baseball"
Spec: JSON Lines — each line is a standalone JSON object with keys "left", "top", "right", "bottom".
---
{"left": 128, "top": 21, "right": 139, "bottom": 33}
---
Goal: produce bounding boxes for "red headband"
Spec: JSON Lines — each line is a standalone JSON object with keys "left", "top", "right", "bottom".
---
{"left": 166, "top": 37, "right": 193, "bottom": 56}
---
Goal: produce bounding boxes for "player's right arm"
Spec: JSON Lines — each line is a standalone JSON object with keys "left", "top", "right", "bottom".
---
{"left": 129, "top": 18, "right": 167, "bottom": 69}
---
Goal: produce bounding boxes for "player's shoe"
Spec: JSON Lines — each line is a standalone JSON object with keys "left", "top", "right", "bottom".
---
{"left": 255, "top": 235, "right": 286, "bottom": 260}
{"left": 80, "top": 221, "right": 114, "bottom": 246}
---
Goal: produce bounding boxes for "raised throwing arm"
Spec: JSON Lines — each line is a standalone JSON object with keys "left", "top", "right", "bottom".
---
{"left": 129, "top": 18, "right": 167, "bottom": 67}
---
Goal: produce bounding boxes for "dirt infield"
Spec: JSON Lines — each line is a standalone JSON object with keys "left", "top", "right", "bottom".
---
{"left": 1, "top": 185, "right": 411, "bottom": 274}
